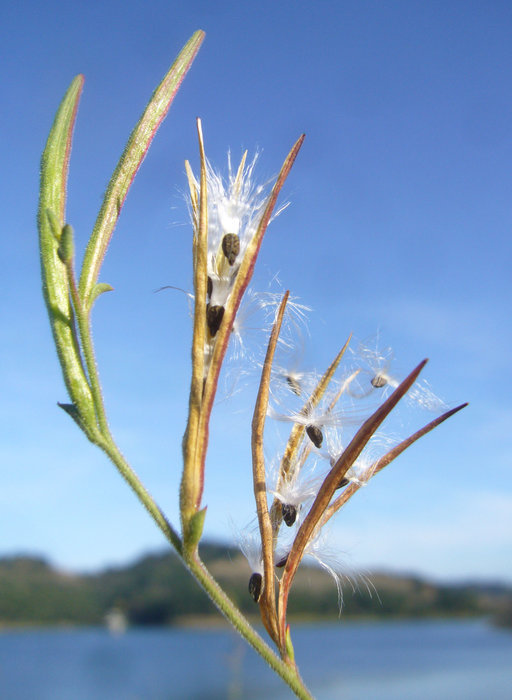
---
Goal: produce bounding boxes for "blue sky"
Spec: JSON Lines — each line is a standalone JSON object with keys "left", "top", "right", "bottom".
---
{"left": 1, "top": 1, "right": 511, "bottom": 583}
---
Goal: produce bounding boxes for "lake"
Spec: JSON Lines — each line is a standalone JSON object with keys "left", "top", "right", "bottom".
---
{"left": 1, "top": 619, "right": 510, "bottom": 699}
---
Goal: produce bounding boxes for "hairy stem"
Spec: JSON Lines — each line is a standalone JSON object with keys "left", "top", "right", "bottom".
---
{"left": 97, "top": 431, "right": 313, "bottom": 698}
{"left": 185, "top": 553, "right": 313, "bottom": 699}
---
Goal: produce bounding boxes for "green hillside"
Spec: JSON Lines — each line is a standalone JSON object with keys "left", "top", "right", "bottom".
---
{"left": 1, "top": 543, "right": 510, "bottom": 627}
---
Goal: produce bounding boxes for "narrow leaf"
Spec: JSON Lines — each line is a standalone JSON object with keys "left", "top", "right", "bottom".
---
{"left": 79, "top": 30, "right": 205, "bottom": 303}
{"left": 87, "top": 282, "right": 114, "bottom": 308}
{"left": 58, "top": 402, "right": 84, "bottom": 430}
{"left": 38, "top": 78, "right": 96, "bottom": 428}
{"left": 185, "top": 507, "right": 208, "bottom": 553}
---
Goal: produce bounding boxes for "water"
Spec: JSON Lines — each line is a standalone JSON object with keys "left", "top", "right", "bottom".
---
{"left": 0, "top": 619, "right": 510, "bottom": 699}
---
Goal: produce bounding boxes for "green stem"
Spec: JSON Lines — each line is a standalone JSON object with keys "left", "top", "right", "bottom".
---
{"left": 63, "top": 262, "right": 108, "bottom": 437}
{"left": 76, "top": 312, "right": 110, "bottom": 435}
{"left": 185, "top": 554, "right": 314, "bottom": 700}
{"left": 97, "top": 427, "right": 312, "bottom": 698}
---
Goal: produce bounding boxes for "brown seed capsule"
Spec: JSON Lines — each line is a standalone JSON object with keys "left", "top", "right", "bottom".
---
{"left": 336, "top": 477, "right": 349, "bottom": 490}
{"left": 207, "top": 276, "right": 213, "bottom": 299}
{"left": 206, "top": 304, "right": 225, "bottom": 336}
{"left": 282, "top": 503, "right": 298, "bottom": 527}
{"left": 248, "top": 572, "right": 262, "bottom": 602}
{"left": 222, "top": 233, "right": 240, "bottom": 266}
{"left": 371, "top": 373, "right": 387, "bottom": 388}
{"left": 306, "top": 424, "right": 323, "bottom": 448}
{"left": 275, "top": 554, "right": 289, "bottom": 568}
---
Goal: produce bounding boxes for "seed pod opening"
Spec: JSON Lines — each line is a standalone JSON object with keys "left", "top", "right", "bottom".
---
{"left": 282, "top": 503, "right": 298, "bottom": 527}
{"left": 221, "top": 233, "right": 240, "bottom": 266}
{"left": 371, "top": 373, "right": 387, "bottom": 388}
{"left": 306, "top": 424, "right": 323, "bottom": 448}
{"left": 206, "top": 304, "right": 225, "bottom": 337}
{"left": 248, "top": 572, "right": 262, "bottom": 602}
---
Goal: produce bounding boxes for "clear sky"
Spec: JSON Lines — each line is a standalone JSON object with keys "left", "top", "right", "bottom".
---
{"left": 1, "top": 1, "right": 511, "bottom": 584}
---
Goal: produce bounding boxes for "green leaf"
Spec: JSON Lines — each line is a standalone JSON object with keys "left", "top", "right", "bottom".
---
{"left": 184, "top": 506, "right": 207, "bottom": 551}
{"left": 78, "top": 30, "right": 205, "bottom": 302}
{"left": 57, "top": 224, "right": 74, "bottom": 264}
{"left": 46, "top": 208, "right": 62, "bottom": 243}
{"left": 38, "top": 76, "right": 96, "bottom": 428}
{"left": 87, "top": 282, "right": 114, "bottom": 309}
{"left": 285, "top": 625, "right": 295, "bottom": 664}
{"left": 58, "top": 402, "right": 85, "bottom": 430}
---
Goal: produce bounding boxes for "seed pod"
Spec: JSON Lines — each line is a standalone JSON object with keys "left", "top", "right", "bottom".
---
{"left": 282, "top": 503, "right": 297, "bottom": 527}
{"left": 306, "top": 424, "right": 323, "bottom": 448}
{"left": 371, "top": 373, "right": 387, "bottom": 388}
{"left": 221, "top": 233, "right": 240, "bottom": 265}
{"left": 275, "top": 554, "right": 289, "bottom": 568}
{"left": 206, "top": 304, "right": 225, "bottom": 336}
{"left": 336, "top": 477, "right": 349, "bottom": 490}
{"left": 248, "top": 572, "right": 262, "bottom": 602}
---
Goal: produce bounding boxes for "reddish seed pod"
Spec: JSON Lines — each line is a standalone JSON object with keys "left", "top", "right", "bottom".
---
{"left": 248, "top": 572, "right": 262, "bottom": 602}
{"left": 282, "top": 503, "right": 298, "bottom": 527}
{"left": 206, "top": 304, "right": 225, "bottom": 336}
{"left": 222, "top": 233, "right": 240, "bottom": 265}
{"left": 371, "top": 373, "right": 387, "bottom": 388}
{"left": 306, "top": 424, "right": 323, "bottom": 448}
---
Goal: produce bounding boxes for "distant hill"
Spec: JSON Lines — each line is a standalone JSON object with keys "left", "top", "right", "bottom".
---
{"left": 1, "top": 543, "right": 510, "bottom": 627}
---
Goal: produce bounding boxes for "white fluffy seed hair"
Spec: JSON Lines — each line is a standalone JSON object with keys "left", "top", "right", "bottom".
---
{"left": 302, "top": 526, "right": 378, "bottom": 612}
{"left": 269, "top": 469, "right": 321, "bottom": 508}
{"left": 235, "top": 522, "right": 264, "bottom": 575}
{"left": 348, "top": 334, "right": 447, "bottom": 412}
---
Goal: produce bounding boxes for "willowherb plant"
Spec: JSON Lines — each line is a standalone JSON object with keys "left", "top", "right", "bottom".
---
{"left": 38, "top": 31, "right": 466, "bottom": 699}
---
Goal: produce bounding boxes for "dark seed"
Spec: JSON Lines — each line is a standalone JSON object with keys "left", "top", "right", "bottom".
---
{"left": 206, "top": 304, "right": 224, "bottom": 336}
{"left": 306, "top": 424, "right": 323, "bottom": 448}
{"left": 371, "top": 373, "right": 387, "bottom": 388}
{"left": 222, "top": 233, "right": 240, "bottom": 266}
{"left": 282, "top": 503, "right": 298, "bottom": 527}
{"left": 336, "top": 477, "right": 349, "bottom": 490}
{"left": 248, "top": 572, "right": 262, "bottom": 602}
{"left": 207, "top": 276, "right": 213, "bottom": 299}
{"left": 275, "top": 554, "right": 289, "bottom": 568}
{"left": 286, "top": 375, "right": 301, "bottom": 396}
